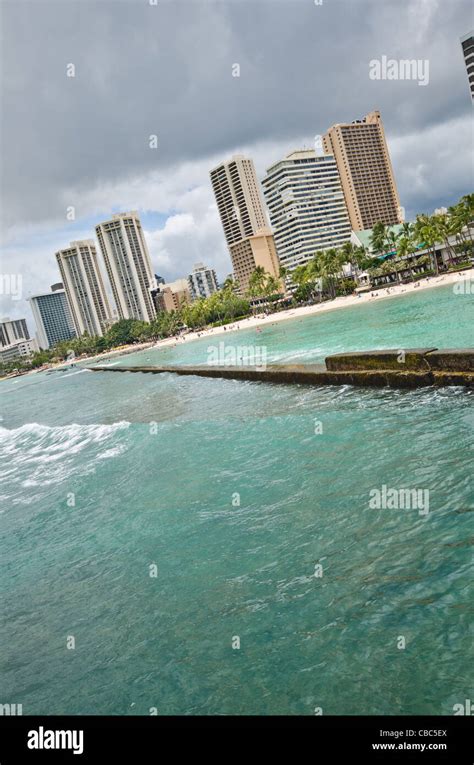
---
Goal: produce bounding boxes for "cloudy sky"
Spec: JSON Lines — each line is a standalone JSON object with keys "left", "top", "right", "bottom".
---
{"left": 0, "top": 0, "right": 472, "bottom": 329}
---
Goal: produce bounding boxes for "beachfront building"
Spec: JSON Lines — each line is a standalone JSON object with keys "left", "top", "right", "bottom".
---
{"left": 261, "top": 150, "right": 351, "bottom": 273}
{"left": 322, "top": 110, "right": 402, "bottom": 232}
{"left": 461, "top": 32, "right": 474, "bottom": 101}
{"left": 0, "top": 337, "right": 38, "bottom": 364}
{"left": 210, "top": 155, "right": 268, "bottom": 246}
{"left": 29, "top": 284, "right": 77, "bottom": 349}
{"left": 152, "top": 279, "right": 191, "bottom": 314}
{"left": 350, "top": 224, "right": 405, "bottom": 256}
{"left": 188, "top": 263, "right": 219, "bottom": 300}
{"left": 95, "top": 212, "right": 156, "bottom": 323}
{"left": 0, "top": 317, "right": 30, "bottom": 347}
{"left": 210, "top": 155, "right": 282, "bottom": 291}
{"left": 56, "top": 240, "right": 112, "bottom": 338}
{"left": 351, "top": 225, "right": 470, "bottom": 274}
{"left": 229, "top": 228, "right": 282, "bottom": 293}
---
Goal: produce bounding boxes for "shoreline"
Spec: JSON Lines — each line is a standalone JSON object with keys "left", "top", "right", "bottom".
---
{"left": 149, "top": 268, "right": 474, "bottom": 352}
{"left": 4, "top": 268, "right": 473, "bottom": 380}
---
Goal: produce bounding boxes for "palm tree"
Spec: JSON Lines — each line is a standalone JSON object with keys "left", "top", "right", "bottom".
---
{"left": 222, "top": 275, "right": 236, "bottom": 293}
{"left": 291, "top": 262, "right": 316, "bottom": 301}
{"left": 314, "top": 248, "right": 342, "bottom": 299}
{"left": 247, "top": 266, "right": 268, "bottom": 298}
{"left": 413, "top": 214, "right": 439, "bottom": 275}
{"left": 431, "top": 213, "right": 457, "bottom": 267}
{"left": 383, "top": 227, "right": 400, "bottom": 258}
{"left": 448, "top": 202, "right": 473, "bottom": 259}
{"left": 370, "top": 222, "right": 388, "bottom": 255}
{"left": 339, "top": 241, "right": 362, "bottom": 281}
{"left": 396, "top": 233, "right": 419, "bottom": 281}
{"left": 460, "top": 193, "right": 474, "bottom": 240}
{"left": 350, "top": 245, "right": 372, "bottom": 276}
{"left": 339, "top": 240, "right": 356, "bottom": 264}
{"left": 264, "top": 275, "right": 283, "bottom": 299}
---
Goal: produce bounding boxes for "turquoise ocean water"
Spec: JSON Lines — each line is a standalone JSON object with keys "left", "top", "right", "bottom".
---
{"left": 1, "top": 284, "right": 473, "bottom": 715}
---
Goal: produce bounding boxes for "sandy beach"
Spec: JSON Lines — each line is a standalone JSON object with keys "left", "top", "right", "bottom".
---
{"left": 4, "top": 268, "right": 472, "bottom": 380}
{"left": 150, "top": 268, "right": 474, "bottom": 352}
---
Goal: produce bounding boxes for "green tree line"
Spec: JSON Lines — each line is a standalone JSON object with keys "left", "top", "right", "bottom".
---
{"left": 2, "top": 194, "right": 472, "bottom": 376}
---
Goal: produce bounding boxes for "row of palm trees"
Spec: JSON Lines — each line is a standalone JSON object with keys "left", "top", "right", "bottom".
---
{"left": 246, "top": 267, "right": 282, "bottom": 299}
{"left": 370, "top": 195, "right": 473, "bottom": 275}
{"left": 288, "top": 193, "right": 473, "bottom": 298}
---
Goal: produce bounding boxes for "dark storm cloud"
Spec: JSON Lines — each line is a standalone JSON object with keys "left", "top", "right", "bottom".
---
{"left": 1, "top": 0, "right": 472, "bottom": 232}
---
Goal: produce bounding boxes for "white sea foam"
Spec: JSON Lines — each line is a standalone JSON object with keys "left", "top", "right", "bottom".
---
{"left": 0, "top": 420, "right": 130, "bottom": 441}
{"left": 97, "top": 445, "right": 127, "bottom": 459}
{"left": 59, "top": 369, "right": 89, "bottom": 378}
{"left": 0, "top": 421, "right": 131, "bottom": 490}
{"left": 268, "top": 348, "right": 324, "bottom": 363}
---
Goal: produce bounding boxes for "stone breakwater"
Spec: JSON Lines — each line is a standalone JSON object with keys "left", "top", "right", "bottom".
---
{"left": 88, "top": 348, "right": 474, "bottom": 389}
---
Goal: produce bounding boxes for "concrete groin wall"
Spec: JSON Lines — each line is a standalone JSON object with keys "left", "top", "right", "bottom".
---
{"left": 88, "top": 348, "right": 474, "bottom": 389}
{"left": 326, "top": 348, "right": 474, "bottom": 373}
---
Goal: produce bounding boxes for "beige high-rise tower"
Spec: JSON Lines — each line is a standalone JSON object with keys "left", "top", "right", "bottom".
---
{"left": 95, "top": 212, "right": 156, "bottom": 323}
{"left": 210, "top": 155, "right": 281, "bottom": 291}
{"left": 322, "top": 111, "right": 402, "bottom": 232}
{"left": 210, "top": 155, "right": 269, "bottom": 246}
{"left": 56, "top": 240, "right": 112, "bottom": 337}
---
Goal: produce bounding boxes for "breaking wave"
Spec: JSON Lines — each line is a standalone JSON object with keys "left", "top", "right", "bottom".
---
{"left": 0, "top": 421, "right": 131, "bottom": 492}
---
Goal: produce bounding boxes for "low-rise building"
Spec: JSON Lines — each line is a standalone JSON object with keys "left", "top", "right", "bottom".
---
{"left": 0, "top": 317, "right": 30, "bottom": 347}
{"left": 229, "top": 228, "right": 281, "bottom": 293}
{"left": 0, "top": 337, "right": 38, "bottom": 364}
{"left": 152, "top": 279, "right": 191, "bottom": 313}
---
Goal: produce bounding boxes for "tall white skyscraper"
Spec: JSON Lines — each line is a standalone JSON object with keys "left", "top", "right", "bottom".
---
{"left": 261, "top": 150, "right": 351, "bottom": 272}
{"left": 56, "top": 240, "right": 112, "bottom": 337}
{"left": 95, "top": 212, "right": 156, "bottom": 323}
{"left": 210, "top": 155, "right": 269, "bottom": 246}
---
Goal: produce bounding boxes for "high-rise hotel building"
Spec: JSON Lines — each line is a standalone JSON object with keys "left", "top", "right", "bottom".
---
{"left": 322, "top": 110, "right": 402, "bottom": 232}
{"left": 0, "top": 317, "right": 30, "bottom": 347}
{"left": 29, "top": 284, "right": 77, "bottom": 349}
{"left": 56, "top": 240, "right": 112, "bottom": 337}
{"left": 210, "top": 156, "right": 281, "bottom": 291}
{"left": 188, "top": 263, "right": 219, "bottom": 300}
{"left": 210, "top": 155, "right": 268, "bottom": 246}
{"left": 461, "top": 32, "right": 474, "bottom": 101}
{"left": 95, "top": 212, "right": 156, "bottom": 323}
{"left": 261, "top": 150, "right": 351, "bottom": 272}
